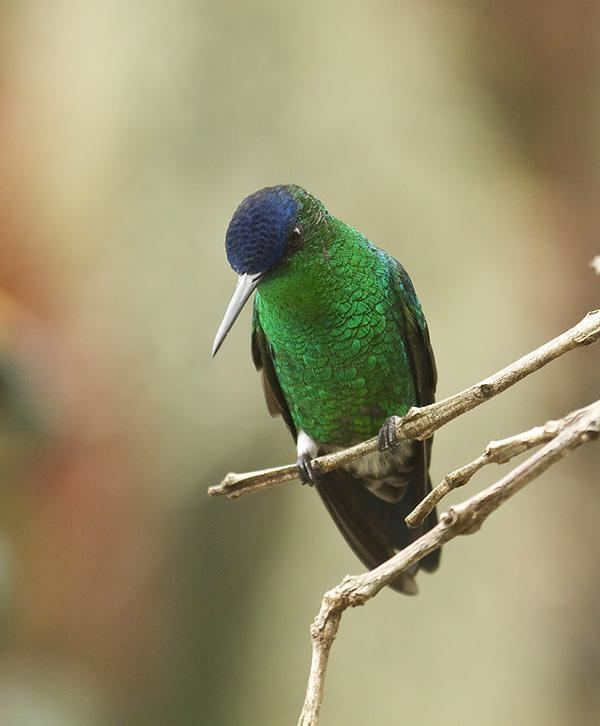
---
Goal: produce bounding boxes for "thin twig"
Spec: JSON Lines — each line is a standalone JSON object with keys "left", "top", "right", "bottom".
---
{"left": 405, "top": 405, "right": 586, "bottom": 528}
{"left": 209, "top": 310, "right": 600, "bottom": 499}
{"left": 297, "top": 400, "right": 600, "bottom": 726}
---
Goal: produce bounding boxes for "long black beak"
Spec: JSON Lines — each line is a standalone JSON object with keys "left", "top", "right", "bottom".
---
{"left": 212, "top": 273, "right": 261, "bottom": 356}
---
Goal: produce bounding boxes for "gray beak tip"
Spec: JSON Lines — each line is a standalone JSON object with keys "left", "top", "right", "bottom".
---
{"left": 211, "top": 273, "right": 261, "bottom": 358}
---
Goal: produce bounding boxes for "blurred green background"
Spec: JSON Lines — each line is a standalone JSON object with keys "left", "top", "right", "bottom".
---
{"left": 0, "top": 2, "right": 598, "bottom": 725}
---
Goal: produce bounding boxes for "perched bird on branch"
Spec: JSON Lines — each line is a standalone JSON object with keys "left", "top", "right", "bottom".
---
{"left": 212, "top": 185, "right": 440, "bottom": 593}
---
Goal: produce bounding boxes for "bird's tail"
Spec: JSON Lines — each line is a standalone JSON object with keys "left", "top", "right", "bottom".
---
{"left": 316, "top": 468, "right": 440, "bottom": 595}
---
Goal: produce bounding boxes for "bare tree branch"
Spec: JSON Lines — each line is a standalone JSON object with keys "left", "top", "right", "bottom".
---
{"left": 298, "top": 400, "right": 600, "bottom": 726}
{"left": 209, "top": 309, "right": 599, "bottom": 499}
{"left": 405, "top": 405, "right": 587, "bottom": 528}
{"left": 208, "top": 307, "right": 599, "bottom": 724}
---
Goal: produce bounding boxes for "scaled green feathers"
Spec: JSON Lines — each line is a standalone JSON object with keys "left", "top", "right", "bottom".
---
{"left": 214, "top": 185, "right": 440, "bottom": 594}
{"left": 254, "top": 192, "right": 419, "bottom": 445}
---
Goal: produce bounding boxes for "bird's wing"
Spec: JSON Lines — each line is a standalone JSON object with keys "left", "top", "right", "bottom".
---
{"left": 388, "top": 257, "right": 437, "bottom": 408}
{"left": 387, "top": 256, "right": 439, "bottom": 571}
{"left": 251, "top": 303, "right": 298, "bottom": 439}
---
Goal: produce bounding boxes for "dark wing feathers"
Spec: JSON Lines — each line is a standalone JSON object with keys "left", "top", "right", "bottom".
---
{"left": 251, "top": 305, "right": 297, "bottom": 438}
{"left": 316, "top": 468, "right": 434, "bottom": 592}
{"left": 389, "top": 258, "right": 440, "bottom": 572}
{"left": 391, "top": 259, "right": 437, "bottom": 406}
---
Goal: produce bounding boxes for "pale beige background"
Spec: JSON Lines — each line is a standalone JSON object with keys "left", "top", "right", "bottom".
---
{"left": 0, "top": 2, "right": 598, "bottom": 725}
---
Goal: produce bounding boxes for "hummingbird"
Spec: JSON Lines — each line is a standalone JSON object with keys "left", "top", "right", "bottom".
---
{"left": 212, "top": 185, "right": 440, "bottom": 594}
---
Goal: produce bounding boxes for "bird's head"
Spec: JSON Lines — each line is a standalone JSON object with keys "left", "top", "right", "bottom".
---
{"left": 212, "top": 185, "right": 322, "bottom": 355}
{"left": 225, "top": 185, "right": 301, "bottom": 276}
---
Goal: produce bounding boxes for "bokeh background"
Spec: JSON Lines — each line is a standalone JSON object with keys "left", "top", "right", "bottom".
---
{"left": 0, "top": 2, "right": 599, "bottom": 725}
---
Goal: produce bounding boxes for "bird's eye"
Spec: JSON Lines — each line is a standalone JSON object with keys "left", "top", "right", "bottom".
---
{"left": 289, "top": 227, "right": 303, "bottom": 250}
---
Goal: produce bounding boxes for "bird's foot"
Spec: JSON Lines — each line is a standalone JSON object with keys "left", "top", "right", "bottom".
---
{"left": 296, "top": 452, "right": 320, "bottom": 486}
{"left": 377, "top": 415, "right": 402, "bottom": 451}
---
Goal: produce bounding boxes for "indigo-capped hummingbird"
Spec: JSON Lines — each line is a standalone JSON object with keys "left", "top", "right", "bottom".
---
{"left": 212, "top": 185, "right": 440, "bottom": 593}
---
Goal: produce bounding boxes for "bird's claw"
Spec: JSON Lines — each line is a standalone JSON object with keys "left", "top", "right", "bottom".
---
{"left": 377, "top": 415, "right": 402, "bottom": 451}
{"left": 297, "top": 452, "right": 320, "bottom": 486}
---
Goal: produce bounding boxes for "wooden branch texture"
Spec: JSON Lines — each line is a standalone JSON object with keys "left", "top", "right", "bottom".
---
{"left": 209, "top": 310, "right": 599, "bottom": 499}
{"left": 298, "top": 399, "right": 600, "bottom": 726}
{"left": 209, "top": 309, "right": 600, "bottom": 726}
{"left": 405, "top": 406, "right": 586, "bottom": 528}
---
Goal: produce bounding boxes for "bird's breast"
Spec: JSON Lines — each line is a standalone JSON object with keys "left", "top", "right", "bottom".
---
{"left": 256, "top": 290, "right": 417, "bottom": 447}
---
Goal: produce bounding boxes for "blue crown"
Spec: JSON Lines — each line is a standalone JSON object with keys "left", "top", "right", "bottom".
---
{"left": 225, "top": 186, "right": 299, "bottom": 275}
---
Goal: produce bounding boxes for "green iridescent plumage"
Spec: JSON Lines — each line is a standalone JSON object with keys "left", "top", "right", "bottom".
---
{"left": 215, "top": 185, "right": 440, "bottom": 593}
{"left": 254, "top": 191, "right": 423, "bottom": 445}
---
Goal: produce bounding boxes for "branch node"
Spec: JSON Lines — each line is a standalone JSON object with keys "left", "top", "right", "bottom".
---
{"left": 440, "top": 507, "right": 459, "bottom": 527}
{"left": 478, "top": 382, "right": 495, "bottom": 398}
{"left": 441, "top": 505, "right": 482, "bottom": 534}
{"left": 543, "top": 421, "right": 560, "bottom": 436}
{"left": 575, "top": 310, "right": 600, "bottom": 344}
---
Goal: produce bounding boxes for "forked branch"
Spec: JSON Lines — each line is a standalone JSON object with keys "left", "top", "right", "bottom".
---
{"left": 405, "top": 405, "right": 588, "bottom": 527}
{"left": 208, "top": 308, "right": 600, "bottom": 726}
{"left": 298, "top": 400, "right": 600, "bottom": 726}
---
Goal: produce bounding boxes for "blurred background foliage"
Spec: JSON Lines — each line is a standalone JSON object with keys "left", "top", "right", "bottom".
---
{"left": 0, "top": 1, "right": 598, "bottom": 725}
